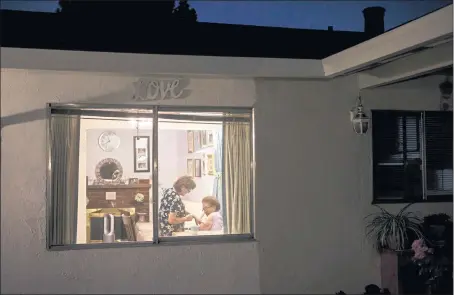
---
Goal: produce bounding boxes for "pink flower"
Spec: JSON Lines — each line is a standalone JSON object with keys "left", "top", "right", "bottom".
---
{"left": 412, "top": 239, "right": 424, "bottom": 250}
{"left": 413, "top": 250, "right": 427, "bottom": 260}
{"left": 412, "top": 239, "right": 431, "bottom": 261}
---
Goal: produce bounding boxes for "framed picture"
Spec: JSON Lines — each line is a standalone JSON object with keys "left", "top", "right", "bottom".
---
{"left": 187, "top": 131, "right": 194, "bottom": 153}
{"left": 129, "top": 178, "right": 139, "bottom": 184}
{"left": 194, "top": 159, "right": 201, "bottom": 177}
{"left": 206, "top": 131, "right": 214, "bottom": 146}
{"left": 201, "top": 130, "right": 207, "bottom": 147}
{"left": 194, "top": 131, "right": 201, "bottom": 151}
{"left": 206, "top": 154, "right": 215, "bottom": 175}
{"left": 187, "top": 159, "right": 194, "bottom": 177}
{"left": 133, "top": 136, "right": 150, "bottom": 172}
{"left": 202, "top": 158, "right": 206, "bottom": 175}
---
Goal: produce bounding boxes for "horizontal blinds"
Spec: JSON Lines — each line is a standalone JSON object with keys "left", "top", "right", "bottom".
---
{"left": 372, "top": 111, "right": 422, "bottom": 200}
{"left": 424, "top": 111, "right": 453, "bottom": 195}
{"left": 372, "top": 111, "right": 402, "bottom": 164}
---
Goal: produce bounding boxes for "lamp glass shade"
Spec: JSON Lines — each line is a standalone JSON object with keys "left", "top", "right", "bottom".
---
{"left": 352, "top": 112, "right": 370, "bottom": 134}
{"left": 439, "top": 80, "right": 453, "bottom": 96}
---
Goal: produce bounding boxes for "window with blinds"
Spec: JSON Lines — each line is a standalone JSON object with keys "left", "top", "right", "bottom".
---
{"left": 372, "top": 110, "right": 453, "bottom": 203}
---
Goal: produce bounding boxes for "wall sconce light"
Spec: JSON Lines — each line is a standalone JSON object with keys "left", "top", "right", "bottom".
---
{"left": 350, "top": 96, "right": 370, "bottom": 135}
{"left": 439, "top": 76, "right": 453, "bottom": 97}
{"left": 439, "top": 76, "right": 453, "bottom": 111}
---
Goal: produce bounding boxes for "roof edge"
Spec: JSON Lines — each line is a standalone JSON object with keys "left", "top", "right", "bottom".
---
{"left": 322, "top": 4, "right": 453, "bottom": 77}
{"left": 0, "top": 47, "right": 326, "bottom": 79}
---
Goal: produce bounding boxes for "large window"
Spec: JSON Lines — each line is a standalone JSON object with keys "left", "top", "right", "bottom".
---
{"left": 47, "top": 104, "right": 254, "bottom": 249}
{"left": 372, "top": 110, "right": 453, "bottom": 204}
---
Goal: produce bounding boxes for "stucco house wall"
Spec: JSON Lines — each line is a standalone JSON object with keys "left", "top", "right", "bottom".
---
{"left": 0, "top": 69, "right": 259, "bottom": 294}
{"left": 254, "top": 75, "right": 452, "bottom": 294}
{"left": 1, "top": 68, "right": 452, "bottom": 294}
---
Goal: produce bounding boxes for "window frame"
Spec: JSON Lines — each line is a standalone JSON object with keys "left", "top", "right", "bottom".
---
{"left": 46, "top": 103, "right": 256, "bottom": 251}
{"left": 371, "top": 109, "right": 453, "bottom": 204}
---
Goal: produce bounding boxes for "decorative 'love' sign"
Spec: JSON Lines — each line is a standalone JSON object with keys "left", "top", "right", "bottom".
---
{"left": 132, "top": 78, "right": 191, "bottom": 101}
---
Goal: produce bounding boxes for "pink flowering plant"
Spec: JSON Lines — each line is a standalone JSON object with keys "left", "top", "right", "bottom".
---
{"left": 411, "top": 238, "right": 449, "bottom": 286}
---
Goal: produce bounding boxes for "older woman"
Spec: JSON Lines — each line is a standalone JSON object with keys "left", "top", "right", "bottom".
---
{"left": 158, "top": 176, "right": 196, "bottom": 237}
{"left": 194, "top": 196, "right": 224, "bottom": 231}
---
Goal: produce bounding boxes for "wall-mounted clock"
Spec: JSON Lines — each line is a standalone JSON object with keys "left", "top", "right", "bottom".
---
{"left": 98, "top": 131, "right": 121, "bottom": 152}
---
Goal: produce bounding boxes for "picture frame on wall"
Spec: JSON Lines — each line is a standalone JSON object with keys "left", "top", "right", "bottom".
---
{"left": 133, "top": 136, "right": 150, "bottom": 173}
{"left": 194, "top": 159, "right": 201, "bottom": 177}
{"left": 206, "top": 131, "right": 214, "bottom": 146}
{"left": 201, "top": 130, "right": 207, "bottom": 147}
{"left": 193, "top": 131, "right": 201, "bottom": 151}
{"left": 187, "top": 159, "right": 194, "bottom": 177}
{"left": 187, "top": 131, "right": 194, "bottom": 153}
{"left": 206, "top": 154, "right": 215, "bottom": 175}
{"left": 202, "top": 157, "right": 206, "bottom": 176}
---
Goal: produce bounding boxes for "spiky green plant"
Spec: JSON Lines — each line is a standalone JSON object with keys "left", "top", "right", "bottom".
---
{"left": 366, "top": 203, "right": 425, "bottom": 251}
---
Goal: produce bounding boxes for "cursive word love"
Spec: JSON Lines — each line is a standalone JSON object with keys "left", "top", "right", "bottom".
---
{"left": 132, "top": 79, "right": 189, "bottom": 101}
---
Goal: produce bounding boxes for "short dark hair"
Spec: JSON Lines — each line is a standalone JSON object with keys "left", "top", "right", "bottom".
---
{"left": 202, "top": 196, "right": 221, "bottom": 211}
{"left": 173, "top": 176, "right": 196, "bottom": 193}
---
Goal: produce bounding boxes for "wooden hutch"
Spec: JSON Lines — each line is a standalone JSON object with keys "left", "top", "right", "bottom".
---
{"left": 86, "top": 178, "right": 151, "bottom": 243}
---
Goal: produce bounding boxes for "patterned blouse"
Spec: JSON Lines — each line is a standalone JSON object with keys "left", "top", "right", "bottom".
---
{"left": 158, "top": 188, "right": 187, "bottom": 237}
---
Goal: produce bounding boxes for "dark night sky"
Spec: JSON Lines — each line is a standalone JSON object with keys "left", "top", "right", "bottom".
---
{"left": 0, "top": 0, "right": 452, "bottom": 32}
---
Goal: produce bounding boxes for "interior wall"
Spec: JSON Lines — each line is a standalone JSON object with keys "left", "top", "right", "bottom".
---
{"left": 254, "top": 75, "right": 452, "bottom": 294}
{"left": 86, "top": 129, "right": 153, "bottom": 181}
{"left": 0, "top": 69, "right": 259, "bottom": 294}
{"left": 159, "top": 129, "right": 186, "bottom": 190}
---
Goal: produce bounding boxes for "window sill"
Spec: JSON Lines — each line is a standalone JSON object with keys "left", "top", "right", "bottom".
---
{"left": 372, "top": 196, "right": 453, "bottom": 204}
{"left": 47, "top": 235, "right": 257, "bottom": 251}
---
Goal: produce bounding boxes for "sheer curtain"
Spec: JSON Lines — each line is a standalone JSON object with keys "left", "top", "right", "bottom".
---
{"left": 223, "top": 119, "right": 251, "bottom": 234}
{"left": 212, "top": 130, "right": 223, "bottom": 203}
{"left": 50, "top": 114, "right": 80, "bottom": 245}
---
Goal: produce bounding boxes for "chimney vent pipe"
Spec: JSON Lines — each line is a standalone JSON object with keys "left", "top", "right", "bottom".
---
{"left": 363, "top": 6, "right": 386, "bottom": 37}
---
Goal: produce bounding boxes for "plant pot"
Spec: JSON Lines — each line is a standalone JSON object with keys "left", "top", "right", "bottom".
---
{"left": 381, "top": 250, "right": 399, "bottom": 295}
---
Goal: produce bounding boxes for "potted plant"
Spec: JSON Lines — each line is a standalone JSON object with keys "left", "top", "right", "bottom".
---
{"left": 366, "top": 203, "right": 425, "bottom": 251}
{"left": 365, "top": 203, "right": 426, "bottom": 294}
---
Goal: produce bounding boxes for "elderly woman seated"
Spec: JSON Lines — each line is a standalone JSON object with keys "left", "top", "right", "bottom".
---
{"left": 194, "top": 196, "right": 224, "bottom": 232}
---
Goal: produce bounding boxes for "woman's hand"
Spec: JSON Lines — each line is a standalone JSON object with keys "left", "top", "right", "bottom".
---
{"left": 169, "top": 212, "right": 192, "bottom": 224}
{"left": 193, "top": 216, "right": 201, "bottom": 225}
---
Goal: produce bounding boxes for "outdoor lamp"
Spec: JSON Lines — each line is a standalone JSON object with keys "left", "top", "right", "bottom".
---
{"left": 439, "top": 77, "right": 453, "bottom": 97}
{"left": 350, "top": 96, "right": 370, "bottom": 135}
{"left": 439, "top": 76, "right": 453, "bottom": 111}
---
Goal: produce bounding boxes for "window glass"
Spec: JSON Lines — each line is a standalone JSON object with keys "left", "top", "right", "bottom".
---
{"left": 372, "top": 111, "right": 422, "bottom": 201}
{"left": 425, "top": 111, "right": 453, "bottom": 196}
{"left": 371, "top": 110, "right": 452, "bottom": 204}
{"left": 48, "top": 107, "right": 254, "bottom": 248}
{"left": 79, "top": 115, "right": 154, "bottom": 244}
{"left": 157, "top": 111, "right": 252, "bottom": 238}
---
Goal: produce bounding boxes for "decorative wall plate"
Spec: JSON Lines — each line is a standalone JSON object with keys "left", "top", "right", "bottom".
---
{"left": 95, "top": 158, "right": 123, "bottom": 183}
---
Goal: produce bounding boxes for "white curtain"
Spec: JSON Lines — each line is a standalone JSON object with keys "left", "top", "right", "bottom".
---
{"left": 50, "top": 114, "right": 80, "bottom": 245}
{"left": 223, "top": 120, "right": 251, "bottom": 234}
